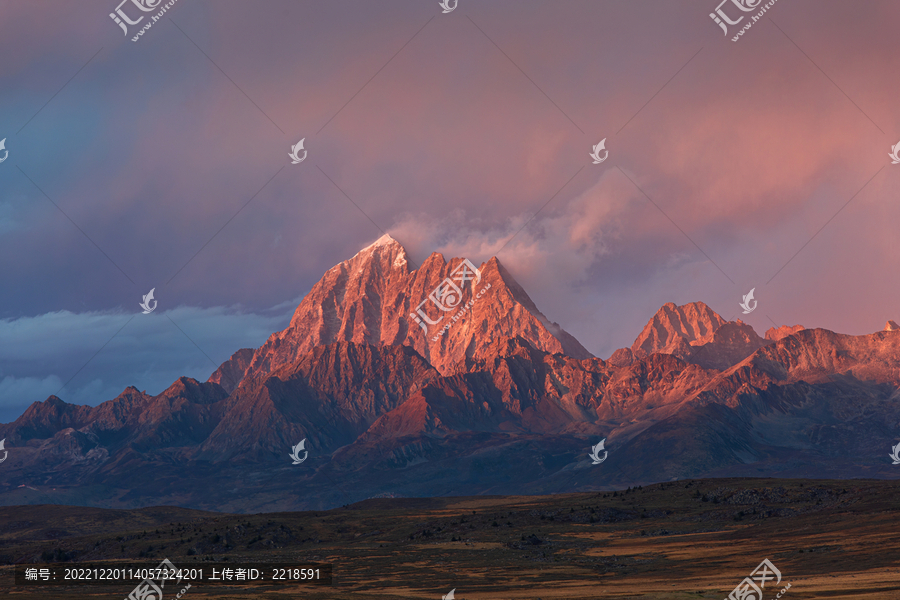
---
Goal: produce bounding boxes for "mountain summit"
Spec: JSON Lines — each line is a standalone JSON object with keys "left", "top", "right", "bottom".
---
{"left": 607, "top": 301, "right": 770, "bottom": 370}
{"left": 210, "top": 235, "right": 591, "bottom": 391}
{"left": 631, "top": 301, "right": 727, "bottom": 358}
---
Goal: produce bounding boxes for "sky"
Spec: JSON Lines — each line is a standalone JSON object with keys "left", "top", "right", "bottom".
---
{"left": 1, "top": 0, "right": 899, "bottom": 422}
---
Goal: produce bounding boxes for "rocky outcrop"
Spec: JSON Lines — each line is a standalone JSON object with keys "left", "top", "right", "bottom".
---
{"left": 688, "top": 321, "right": 770, "bottom": 370}
{"left": 631, "top": 301, "right": 727, "bottom": 358}
{"left": 630, "top": 302, "right": 770, "bottom": 370}
{"left": 607, "top": 347, "right": 635, "bottom": 367}
{"left": 766, "top": 324, "right": 806, "bottom": 342}
{"left": 209, "top": 348, "right": 255, "bottom": 394}
{"left": 741, "top": 328, "right": 900, "bottom": 384}
{"left": 198, "top": 342, "right": 439, "bottom": 461}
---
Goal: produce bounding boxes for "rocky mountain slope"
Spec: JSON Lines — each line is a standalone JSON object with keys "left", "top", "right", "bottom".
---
{"left": 2, "top": 238, "right": 899, "bottom": 512}
{"left": 209, "top": 234, "right": 591, "bottom": 392}
{"left": 612, "top": 301, "right": 771, "bottom": 371}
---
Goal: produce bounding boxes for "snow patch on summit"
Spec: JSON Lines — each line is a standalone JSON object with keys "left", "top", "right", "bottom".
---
{"left": 355, "top": 233, "right": 400, "bottom": 255}
{"left": 352, "top": 234, "right": 408, "bottom": 274}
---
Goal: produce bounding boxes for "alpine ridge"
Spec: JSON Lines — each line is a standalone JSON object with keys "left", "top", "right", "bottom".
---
{"left": 2, "top": 237, "right": 900, "bottom": 512}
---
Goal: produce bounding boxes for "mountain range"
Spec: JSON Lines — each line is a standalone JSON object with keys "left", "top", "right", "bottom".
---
{"left": 2, "top": 235, "right": 899, "bottom": 512}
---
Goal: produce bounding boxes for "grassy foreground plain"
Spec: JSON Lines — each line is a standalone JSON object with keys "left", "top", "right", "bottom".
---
{"left": 2, "top": 478, "right": 899, "bottom": 599}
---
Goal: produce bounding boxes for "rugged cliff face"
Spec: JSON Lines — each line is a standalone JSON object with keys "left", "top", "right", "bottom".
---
{"left": 210, "top": 235, "right": 591, "bottom": 392}
{"left": 3, "top": 237, "right": 899, "bottom": 512}
{"left": 612, "top": 301, "right": 770, "bottom": 370}
{"left": 631, "top": 301, "right": 728, "bottom": 358}
{"left": 766, "top": 324, "right": 806, "bottom": 342}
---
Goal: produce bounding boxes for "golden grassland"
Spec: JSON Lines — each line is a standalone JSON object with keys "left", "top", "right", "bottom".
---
{"left": 1, "top": 478, "right": 899, "bottom": 599}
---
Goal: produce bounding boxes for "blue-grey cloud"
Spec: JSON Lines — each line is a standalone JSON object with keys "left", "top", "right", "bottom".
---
{"left": 0, "top": 300, "right": 295, "bottom": 422}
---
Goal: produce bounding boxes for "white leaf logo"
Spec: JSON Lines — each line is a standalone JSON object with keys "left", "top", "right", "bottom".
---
{"left": 589, "top": 438, "right": 608, "bottom": 465}
{"left": 289, "top": 439, "right": 308, "bottom": 464}
{"left": 739, "top": 288, "right": 757, "bottom": 314}
{"left": 590, "top": 138, "right": 608, "bottom": 164}
{"left": 289, "top": 138, "right": 307, "bottom": 164}
{"left": 139, "top": 288, "right": 157, "bottom": 314}
{"left": 889, "top": 141, "right": 900, "bottom": 165}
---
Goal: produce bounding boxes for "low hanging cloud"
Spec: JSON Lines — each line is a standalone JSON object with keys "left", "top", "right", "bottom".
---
{"left": 391, "top": 168, "right": 639, "bottom": 287}
{"left": 0, "top": 300, "right": 297, "bottom": 422}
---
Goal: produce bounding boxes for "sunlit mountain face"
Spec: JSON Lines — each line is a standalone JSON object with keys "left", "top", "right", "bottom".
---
{"left": 3, "top": 238, "right": 898, "bottom": 512}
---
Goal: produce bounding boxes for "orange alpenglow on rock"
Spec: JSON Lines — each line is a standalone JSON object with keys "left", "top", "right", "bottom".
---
{"left": 209, "top": 234, "right": 591, "bottom": 392}
{"left": 765, "top": 324, "right": 806, "bottom": 342}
